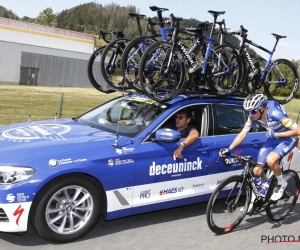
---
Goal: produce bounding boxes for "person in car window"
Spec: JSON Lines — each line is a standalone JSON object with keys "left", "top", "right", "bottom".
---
{"left": 166, "top": 109, "right": 199, "bottom": 160}
{"left": 219, "top": 94, "right": 300, "bottom": 212}
{"left": 118, "top": 105, "right": 158, "bottom": 126}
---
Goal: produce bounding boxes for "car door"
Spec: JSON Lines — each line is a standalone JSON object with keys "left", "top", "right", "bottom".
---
{"left": 208, "top": 103, "right": 266, "bottom": 191}
{"left": 133, "top": 104, "right": 213, "bottom": 208}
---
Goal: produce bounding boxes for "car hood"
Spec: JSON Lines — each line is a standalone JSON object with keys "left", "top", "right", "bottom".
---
{"left": 0, "top": 118, "right": 129, "bottom": 164}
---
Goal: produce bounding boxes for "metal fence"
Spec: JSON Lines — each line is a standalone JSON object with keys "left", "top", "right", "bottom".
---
{"left": 0, "top": 84, "right": 121, "bottom": 126}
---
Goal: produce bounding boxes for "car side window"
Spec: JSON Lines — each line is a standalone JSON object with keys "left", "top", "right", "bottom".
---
{"left": 158, "top": 105, "right": 205, "bottom": 136}
{"left": 248, "top": 119, "right": 266, "bottom": 132}
{"left": 214, "top": 104, "right": 246, "bottom": 135}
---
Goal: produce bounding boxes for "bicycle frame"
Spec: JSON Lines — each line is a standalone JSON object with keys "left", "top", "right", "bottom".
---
{"left": 240, "top": 35, "right": 288, "bottom": 85}
{"left": 165, "top": 32, "right": 231, "bottom": 77}
{"left": 227, "top": 161, "right": 265, "bottom": 208}
{"left": 126, "top": 28, "right": 171, "bottom": 70}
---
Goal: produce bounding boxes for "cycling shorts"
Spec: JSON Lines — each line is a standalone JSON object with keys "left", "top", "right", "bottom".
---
{"left": 257, "top": 137, "right": 297, "bottom": 164}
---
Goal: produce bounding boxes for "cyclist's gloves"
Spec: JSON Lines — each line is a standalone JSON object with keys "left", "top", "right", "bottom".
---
{"left": 266, "top": 129, "right": 277, "bottom": 138}
{"left": 219, "top": 147, "right": 231, "bottom": 157}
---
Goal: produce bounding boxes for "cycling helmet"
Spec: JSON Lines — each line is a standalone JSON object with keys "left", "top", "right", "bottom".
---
{"left": 243, "top": 94, "right": 266, "bottom": 111}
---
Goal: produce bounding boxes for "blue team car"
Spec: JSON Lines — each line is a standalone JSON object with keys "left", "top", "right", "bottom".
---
{"left": 0, "top": 93, "right": 298, "bottom": 243}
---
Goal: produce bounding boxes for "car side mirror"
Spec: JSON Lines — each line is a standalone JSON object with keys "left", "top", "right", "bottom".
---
{"left": 154, "top": 128, "right": 181, "bottom": 142}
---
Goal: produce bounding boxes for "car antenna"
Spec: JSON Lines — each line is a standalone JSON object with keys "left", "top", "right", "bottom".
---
{"left": 54, "top": 60, "right": 66, "bottom": 122}
{"left": 112, "top": 87, "right": 127, "bottom": 147}
{"left": 28, "top": 88, "right": 34, "bottom": 124}
{"left": 54, "top": 93, "right": 60, "bottom": 123}
{"left": 28, "top": 54, "right": 39, "bottom": 124}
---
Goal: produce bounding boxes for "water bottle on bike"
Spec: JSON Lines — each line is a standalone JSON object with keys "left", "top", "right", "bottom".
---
{"left": 254, "top": 177, "right": 270, "bottom": 197}
{"left": 260, "top": 179, "right": 270, "bottom": 197}
{"left": 253, "top": 177, "right": 262, "bottom": 191}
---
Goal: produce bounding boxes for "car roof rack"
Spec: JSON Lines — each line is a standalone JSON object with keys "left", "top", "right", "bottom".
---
{"left": 95, "top": 86, "right": 249, "bottom": 102}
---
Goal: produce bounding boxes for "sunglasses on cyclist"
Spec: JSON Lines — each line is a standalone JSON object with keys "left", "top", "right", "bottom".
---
{"left": 249, "top": 109, "right": 259, "bottom": 115}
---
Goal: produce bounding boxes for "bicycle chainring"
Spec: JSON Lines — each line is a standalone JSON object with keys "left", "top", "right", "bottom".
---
{"left": 188, "top": 71, "right": 205, "bottom": 85}
{"left": 253, "top": 198, "right": 264, "bottom": 211}
{"left": 251, "top": 75, "right": 263, "bottom": 90}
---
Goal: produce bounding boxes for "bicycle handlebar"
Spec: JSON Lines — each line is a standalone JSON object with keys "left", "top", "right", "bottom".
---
{"left": 99, "top": 30, "right": 112, "bottom": 43}
{"left": 99, "top": 29, "right": 124, "bottom": 44}
{"left": 219, "top": 152, "right": 257, "bottom": 167}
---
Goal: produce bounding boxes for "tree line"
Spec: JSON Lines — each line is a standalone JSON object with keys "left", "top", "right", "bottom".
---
{"left": 0, "top": 3, "right": 256, "bottom": 52}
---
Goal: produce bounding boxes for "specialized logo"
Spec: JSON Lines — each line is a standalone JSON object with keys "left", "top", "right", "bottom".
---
{"left": 159, "top": 187, "right": 184, "bottom": 195}
{"left": 149, "top": 158, "right": 202, "bottom": 176}
{"left": 13, "top": 204, "right": 24, "bottom": 226}
{"left": 287, "top": 151, "right": 294, "bottom": 170}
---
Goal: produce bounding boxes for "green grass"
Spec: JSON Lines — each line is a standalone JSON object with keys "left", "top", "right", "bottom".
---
{"left": 0, "top": 84, "right": 121, "bottom": 125}
{"left": 0, "top": 84, "right": 300, "bottom": 126}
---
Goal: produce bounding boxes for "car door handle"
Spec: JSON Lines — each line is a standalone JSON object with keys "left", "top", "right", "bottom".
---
{"left": 251, "top": 141, "right": 262, "bottom": 146}
{"left": 197, "top": 146, "right": 212, "bottom": 152}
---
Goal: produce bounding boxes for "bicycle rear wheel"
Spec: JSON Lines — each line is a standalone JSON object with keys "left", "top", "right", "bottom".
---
{"left": 121, "top": 36, "right": 157, "bottom": 92}
{"left": 100, "top": 38, "right": 131, "bottom": 90}
{"left": 233, "top": 53, "right": 249, "bottom": 96}
{"left": 206, "top": 44, "right": 243, "bottom": 96}
{"left": 87, "top": 46, "right": 115, "bottom": 93}
{"left": 206, "top": 175, "right": 250, "bottom": 235}
{"left": 139, "top": 41, "right": 185, "bottom": 102}
{"left": 265, "top": 170, "right": 300, "bottom": 221}
{"left": 264, "top": 58, "right": 299, "bottom": 104}
{"left": 243, "top": 57, "right": 267, "bottom": 94}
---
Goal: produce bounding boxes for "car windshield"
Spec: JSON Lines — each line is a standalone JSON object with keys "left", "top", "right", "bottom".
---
{"left": 76, "top": 95, "right": 168, "bottom": 137}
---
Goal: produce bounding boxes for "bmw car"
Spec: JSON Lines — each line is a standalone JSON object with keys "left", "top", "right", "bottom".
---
{"left": 0, "top": 93, "right": 298, "bottom": 243}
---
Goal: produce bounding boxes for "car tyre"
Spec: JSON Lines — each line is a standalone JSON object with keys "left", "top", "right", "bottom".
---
{"left": 29, "top": 174, "right": 102, "bottom": 243}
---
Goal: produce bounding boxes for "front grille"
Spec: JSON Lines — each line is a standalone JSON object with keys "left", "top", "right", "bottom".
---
{"left": 0, "top": 207, "right": 9, "bottom": 222}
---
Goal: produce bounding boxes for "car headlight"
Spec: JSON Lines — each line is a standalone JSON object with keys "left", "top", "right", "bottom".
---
{"left": 0, "top": 166, "right": 36, "bottom": 185}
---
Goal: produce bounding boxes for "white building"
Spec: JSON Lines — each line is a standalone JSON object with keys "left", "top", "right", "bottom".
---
{"left": 0, "top": 17, "right": 95, "bottom": 87}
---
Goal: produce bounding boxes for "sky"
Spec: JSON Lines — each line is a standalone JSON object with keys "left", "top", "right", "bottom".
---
{"left": 1, "top": 0, "right": 300, "bottom": 60}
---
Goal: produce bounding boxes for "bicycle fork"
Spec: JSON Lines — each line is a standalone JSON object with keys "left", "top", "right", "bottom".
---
{"left": 225, "top": 178, "right": 247, "bottom": 211}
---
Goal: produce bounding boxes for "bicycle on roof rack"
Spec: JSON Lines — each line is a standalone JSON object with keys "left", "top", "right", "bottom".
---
{"left": 99, "top": 7, "right": 173, "bottom": 93}
{"left": 138, "top": 10, "right": 243, "bottom": 103}
{"left": 87, "top": 29, "right": 125, "bottom": 93}
{"left": 120, "top": 6, "right": 171, "bottom": 93}
{"left": 206, "top": 152, "right": 300, "bottom": 235}
{"left": 217, "top": 24, "right": 299, "bottom": 104}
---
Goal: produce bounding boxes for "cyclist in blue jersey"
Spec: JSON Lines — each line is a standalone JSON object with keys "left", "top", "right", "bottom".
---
{"left": 220, "top": 94, "right": 300, "bottom": 212}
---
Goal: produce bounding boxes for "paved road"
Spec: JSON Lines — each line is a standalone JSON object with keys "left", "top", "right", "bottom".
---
{"left": 1, "top": 194, "right": 300, "bottom": 249}
{"left": 1, "top": 158, "right": 300, "bottom": 250}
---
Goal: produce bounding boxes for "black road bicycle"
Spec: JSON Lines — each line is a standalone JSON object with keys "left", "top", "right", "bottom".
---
{"left": 138, "top": 11, "right": 243, "bottom": 102}
{"left": 120, "top": 6, "right": 170, "bottom": 92}
{"left": 218, "top": 24, "right": 299, "bottom": 104}
{"left": 206, "top": 153, "right": 300, "bottom": 235}
{"left": 87, "top": 29, "right": 125, "bottom": 93}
